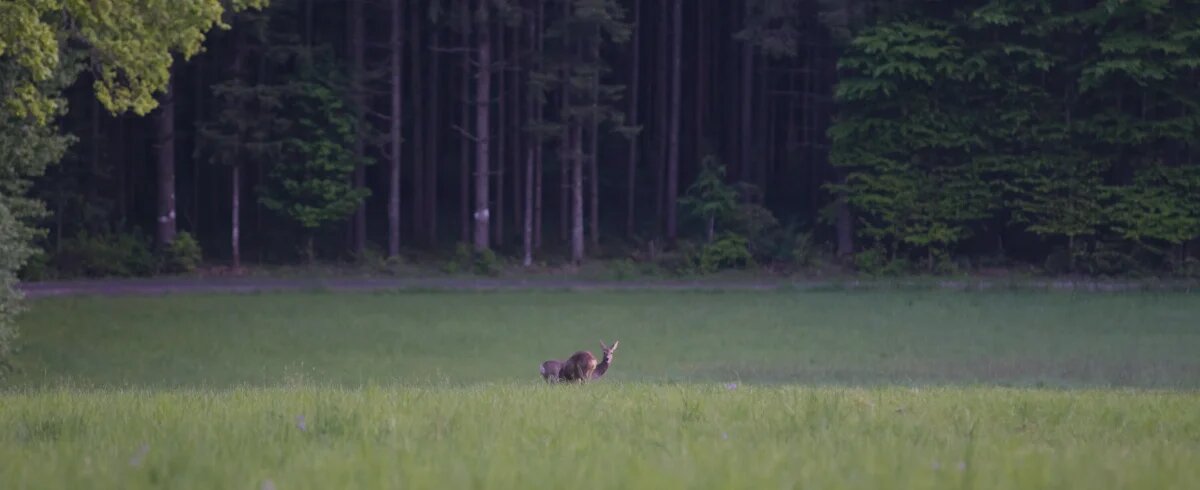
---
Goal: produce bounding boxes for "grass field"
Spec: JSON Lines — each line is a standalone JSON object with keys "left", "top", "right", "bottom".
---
{"left": 3, "top": 290, "right": 1200, "bottom": 488}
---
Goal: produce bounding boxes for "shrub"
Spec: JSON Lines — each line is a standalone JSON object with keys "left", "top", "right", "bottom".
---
{"left": 445, "top": 243, "right": 501, "bottom": 276}
{"left": 0, "top": 205, "right": 32, "bottom": 378}
{"left": 790, "top": 231, "right": 818, "bottom": 268}
{"left": 52, "top": 231, "right": 156, "bottom": 278}
{"left": 161, "top": 231, "right": 203, "bottom": 274}
{"left": 473, "top": 248, "right": 501, "bottom": 276}
{"left": 696, "top": 234, "right": 754, "bottom": 273}
{"left": 854, "top": 246, "right": 910, "bottom": 276}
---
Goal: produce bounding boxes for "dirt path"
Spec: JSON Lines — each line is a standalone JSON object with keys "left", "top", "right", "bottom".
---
{"left": 18, "top": 275, "right": 1200, "bottom": 299}
{"left": 18, "top": 276, "right": 793, "bottom": 298}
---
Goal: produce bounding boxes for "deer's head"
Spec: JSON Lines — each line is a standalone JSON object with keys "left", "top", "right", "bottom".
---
{"left": 600, "top": 340, "right": 619, "bottom": 363}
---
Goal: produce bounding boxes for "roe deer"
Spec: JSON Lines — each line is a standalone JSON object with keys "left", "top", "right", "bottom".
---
{"left": 539, "top": 340, "right": 619, "bottom": 383}
{"left": 538, "top": 351, "right": 596, "bottom": 383}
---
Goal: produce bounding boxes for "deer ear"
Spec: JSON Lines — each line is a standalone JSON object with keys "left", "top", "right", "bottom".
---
{"left": 612, "top": 340, "right": 619, "bottom": 350}
{"left": 599, "top": 340, "right": 608, "bottom": 349}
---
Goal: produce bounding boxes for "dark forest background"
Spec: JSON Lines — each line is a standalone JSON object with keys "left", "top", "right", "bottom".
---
{"left": 13, "top": 0, "right": 1200, "bottom": 279}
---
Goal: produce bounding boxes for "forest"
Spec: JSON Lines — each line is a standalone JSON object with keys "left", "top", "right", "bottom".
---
{"left": 3, "top": 0, "right": 1200, "bottom": 284}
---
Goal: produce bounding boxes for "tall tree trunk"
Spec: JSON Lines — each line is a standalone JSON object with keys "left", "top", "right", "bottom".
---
{"left": 571, "top": 124, "right": 585, "bottom": 264}
{"left": 764, "top": 73, "right": 777, "bottom": 192}
{"left": 625, "top": 0, "right": 641, "bottom": 238}
{"left": 90, "top": 98, "right": 101, "bottom": 230}
{"left": 192, "top": 59, "right": 203, "bottom": 234}
{"left": 460, "top": 11, "right": 472, "bottom": 244}
{"left": 426, "top": 25, "right": 441, "bottom": 247}
{"left": 156, "top": 68, "right": 177, "bottom": 246}
{"left": 305, "top": 0, "right": 314, "bottom": 47}
{"left": 350, "top": 0, "right": 367, "bottom": 255}
{"left": 116, "top": 116, "right": 127, "bottom": 227}
{"left": 654, "top": 0, "right": 668, "bottom": 237}
{"left": 473, "top": 5, "right": 492, "bottom": 252}
{"left": 588, "top": 45, "right": 600, "bottom": 250}
{"left": 232, "top": 164, "right": 241, "bottom": 269}
{"left": 523, "top": 148, "right": 534, "bottom": 266}
{"left": 511, "top": 26, "right": 523, "bottom": 249}
{"left": 229, "top": 29, "right": 248, "bottom": 268}
{"left": 665, "top": 0, "right": 682, "bottom": 243}
{"left": 495, "top": 20, "right": 506, "bottom": 247}
{"left": 389, "top": 0, "right": 405, "bottom": 258}
{"left": 411, "top": 9, "right": 425, "bottom": 245}
{"left": 559, "top": 90, "right": 569, "bottom": 243}
{"left": 694, "top": 0, "right": 709, "bottom": 163}
{"left": 739, "top": 24, "right": 753, "bottom": 183}
{"left": 533, "top": 0, "right": 545, "bottom": 250}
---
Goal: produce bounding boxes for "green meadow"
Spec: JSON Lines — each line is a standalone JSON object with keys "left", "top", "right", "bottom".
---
{"left": 3, "top": 290, "right": 1198, "bottom": 489}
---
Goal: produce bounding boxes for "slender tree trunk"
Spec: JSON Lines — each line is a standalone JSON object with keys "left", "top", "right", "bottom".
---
{"left": 534, "top": 136, "right": 544, "bottom": 249}
{"left": 783, "top": 66, "right": 797, "bottom": 195}
{"left": 389, "top": 0, "right": 405, "bottom": 257}
{"left": 571, "top": 124, "right": 585, "bottom": 264}
{"left": 473, "top": 5, "right": 492, "bottom": 252}
{"left": 460, "top": 13, "right": 472, "bottom": 244}
{"left": 523, "top": 148, "right": 534, "bottom": 266}
{"left": 625, "top": 0, "right": 641, "bottom": 238}
{"left": 229, "top": 29, "right": 248, "bottom": 268}
{"left": 510, "top": 26, "right": 522, "bottom": 249}
{"left": 764, "top": 75, "right": 776, "bottom": 191}
{"left": 116, "top": 116, "right": 127, "bottom": 226}
{"left": 410, "top": 9, "right": 425, "bottom": 245}
{"left": 90, "top": 99, "right": 101, "bottom": 229}
{"left": 665, "top": 0, "right": 682, "bottom": 243}
{"left": 192, "top": 59, "right": 203, "bottom": 234}
{"left": 305, "top": 0, "right": 314, "bottom": 47}
{"left": 739, "top": 25, "right": 753, "bottom": 183}
{"left": 588, "top": 59, "right": 600, "bottom": 249}
{"left": 350, "top": 0, "right": 367, "bottom": 255}
{"left": 156, "top": 68, "right": 178, "bottom": 246}
{"left": 694, "top": 0, "right": 709, "bottom": 163}
{"left": 495, "top": 20, "right": 506, "bottom": 247}
{"left": 232, "top": 164, "right": 241, "bottom": 269}
{"left": 654, "top": 0, "right": 668, "bottom": 237}
{"left": 559, "top": 90, "right": 569, "bottom": 243}
{"left": 533, "top": 0, "right": 545, "bottom": 250}
{"left": 426, "top": 26, "right": 442, "bottom": 247}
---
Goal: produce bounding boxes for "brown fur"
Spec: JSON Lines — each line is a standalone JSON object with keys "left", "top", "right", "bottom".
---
{"left": 560, "top": 350, "right": 598, "bottom": 382}
{"left": 539, "top": 359, "right": 564, "bottom": 382}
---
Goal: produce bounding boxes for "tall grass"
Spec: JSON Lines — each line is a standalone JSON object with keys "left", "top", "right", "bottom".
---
{"left": 2, "top": 385, "right": 1198, "bottom": 489}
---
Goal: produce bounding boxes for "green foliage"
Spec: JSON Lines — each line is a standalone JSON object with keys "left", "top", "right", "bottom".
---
{"left": 830, "top": 19, "right": 995, "bottom": 264}
{"left": 0, "top": 55, "right": 74, "bottom": 377}
{"left": 1108, "top": 166, "right": 1200, "bottom": 253}
{"left": 537, "top": 0, "right": 634, "bottom": 147}
{"left": 52, "top": 231, "right": 156, "bottom": 278}
{"left": 788, "top": 230, "right": 819, "bottom": 268}
{"left": 694, "top": 233, "right": 754, "bottom": 274}
{"left": 0, "top": 0, "right": 268, "bottom": 123}
{"left": 446, "top": 243, "right": 501, "bottom": 276}
{"left": 831, "top": 0, "right": 1200, "bottom": 275}
{"left": 0, "top": 0, "right": 267, "bottom": 380}
{"left": 853, "top": 246, "right": 910, "bottom": 277}
{"left": 257, "top": 64, "right": 370, "bottom": 261}
{"left": 162, "top": 231, "right": 203, "bottom": 274}
{"left": 679, "top": 156, "right": 740, "bottom": 243}
{"left": 0, "top": 205, "right": 29, "bottom": 376}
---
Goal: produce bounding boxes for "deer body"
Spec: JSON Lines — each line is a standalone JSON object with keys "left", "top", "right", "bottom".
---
{"left": 540, "top": 340, "right": 618, "bottom": 383}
